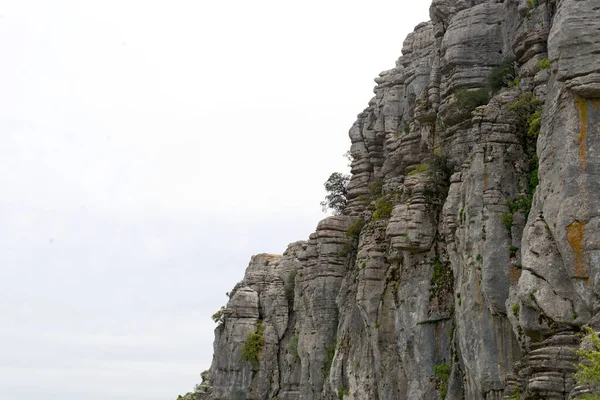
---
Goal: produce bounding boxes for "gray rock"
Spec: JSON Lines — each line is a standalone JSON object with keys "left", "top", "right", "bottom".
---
{"left": 189, "top": 1, "right": 600, "bottom": 399}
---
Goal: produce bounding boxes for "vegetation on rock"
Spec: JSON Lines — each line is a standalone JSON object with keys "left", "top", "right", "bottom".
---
{"left": 448, "top": 88, "right": 490, "bottom": 124}
{"left": 372, "top": 196, "right": 394, "bottom": 221}
{"left": 284, "top": 269, "right": 298, "bottom": 303}
{"left": 508, "top": 93, "right": 543, "bottom": 139}
{"left": 287, "top": 334, "right": 299, "bottom": 360}
{"left": 511, "top": 303, "right": 520, "bottom": 316}
{"left": 433, "top": 362, "right": 451, "bottom": 400}
{"left": 175, "top": 371, "right": 211, "bottom": 400}
{"left": 499, "top": 92, "right": 542, "bottom": 230}
{"left": 507, "top": 385, "right": 522, "bottom": 400}
{"left": 431, "top": 259, "right": 452, "bottom": 293}
{"left": 321, "top": 172, "right": 350, "bottom": 215}
{"left": 322, "top": 338, "right": 338, "bottom": 378}
{"left": 346, "top": 219, "right": 365, "bottom": 239}
{"left": 211, "top": 306, "right": 225, "bottom": 324}
{"left": 240, "top": 321, "right": 266, "bottom": 365}
{"left": 339, "top": 218, "right": 364, "bottom": 258}
{"left": 191, "top": 0, "right": 600, "bottom": 397}
{"left": 424, "top": 152, "right": 454, "bottom": 209}
{"left": 520, "top": 0, "right": 539, "bottom": 19}
{"left": 488, "top": 56, "right": 517, "bottom": 93}
{"left": 337, "top": 386, "right": 350, "bottom": 399}
{"left": 575, "top": 326, "right": 600, "bottom": 399}
{"left": 408, "top": 163, "right": 430, "bottom": 176}
{"left": 537, "top": 58, "right": 550, "bottom": 70}
{"left": 500, "top": 211, "right": 514, "bottom": 231}
{"left": 176, "top": 394, "right": 198, "bottom": 400}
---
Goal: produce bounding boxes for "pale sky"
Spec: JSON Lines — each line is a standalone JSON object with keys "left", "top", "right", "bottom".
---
{"left": 0, "top": 1, "right": 430, "bottom": 399}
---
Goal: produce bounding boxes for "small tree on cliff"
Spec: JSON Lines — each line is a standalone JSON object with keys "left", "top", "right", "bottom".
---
{"left": 321, "top": 172, "right": 350, "bottom": 215}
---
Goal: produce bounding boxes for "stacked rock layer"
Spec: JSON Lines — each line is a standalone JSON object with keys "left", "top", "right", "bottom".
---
{"left": 195, "top": 0, "right": 600, "bottom": 399}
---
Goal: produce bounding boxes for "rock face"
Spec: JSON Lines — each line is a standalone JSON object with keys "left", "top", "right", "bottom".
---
{"left": 194, "top": 0, "right": 600, "bottom": 399}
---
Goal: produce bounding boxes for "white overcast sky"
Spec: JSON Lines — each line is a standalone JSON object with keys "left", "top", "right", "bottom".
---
{"left": 0, "top": 1, "right": 430, "bottom": 399}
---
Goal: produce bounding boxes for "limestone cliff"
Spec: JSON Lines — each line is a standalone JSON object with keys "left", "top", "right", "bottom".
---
{"left": 189, "top": 0, "right": 600, "bottom": 399}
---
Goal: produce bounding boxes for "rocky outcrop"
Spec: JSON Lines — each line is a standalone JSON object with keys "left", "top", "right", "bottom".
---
{"left": 190, "top": 0, "right": 600, "bottom": 399}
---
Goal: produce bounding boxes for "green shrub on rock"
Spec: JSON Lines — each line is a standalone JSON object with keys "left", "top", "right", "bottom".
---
{"left": 284, "top": 269, "right": 298, "bottom": 303}
{"left": 346, "top": 219, "right": 365, "bottom": 239}
{"left": 240, "top": 321, "right": 265, "bottom": 365}
{"left": 511, "top": 303, "right": 520, "bottom": 316}
{"left": 488, "top": 56, "right": 517, "bottom": 93}
{"left": 507, "top": 385, "right": 522, "bottom": 400}
{"left": 424, "top": 152, "right": 454, "bottom": 208}
{"left": 446, "top": 88, "right": 490, "bottom": 124}
{"left": 500, "top": 92, "right": 542, "bottom": 229}
{"left": 373, "top": 196, "right": 393, "bottom": 221}
{"left": 368, "top": 179, "right": 384, "bottom": 197}
{"left": 508, "top": 93, "right": 542, "bottom": 133}
{"left": 433, "top": 362, "right": 451, "bottom": 400}
{"left": 527, "top": 109, "right": 542, "bottom": 138}
{"left": 575, "top": 326, "right": 600, "bottom": 399}
{"left": 212, "top": 306, "right": 225, "bottom": 324}
{"left": 322, "top": 338, "right": 338, "bottom": 377}
{"left": 499, "top": 211, "right": 514, "bottom": 231}
{"left": 337, "top": 386, "right": 350, "bottom": 399}
{"left": 537, "top": 58, "right": 550, "bottom": 70}
{"left": 338, "top": 218, "right": 365, "bottom": 258}
{"left": 455, "top": 88, "right": 490, "bottom": 112}
{"left": 408, "top": 164, "right": 430, "bottom": 176}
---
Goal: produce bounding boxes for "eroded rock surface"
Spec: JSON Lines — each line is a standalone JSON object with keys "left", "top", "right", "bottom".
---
{"left": 192, "top": 0, "right": 600, "bottom": 399}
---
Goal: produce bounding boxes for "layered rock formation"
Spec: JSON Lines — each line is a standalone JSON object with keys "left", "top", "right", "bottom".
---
{"left": 190, "top": 0, "right": 600, "bottom": 399}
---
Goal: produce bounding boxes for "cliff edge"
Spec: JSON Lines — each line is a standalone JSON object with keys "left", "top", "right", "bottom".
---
{"left": 187, "top": 0, "right": 600, "bottom": 398}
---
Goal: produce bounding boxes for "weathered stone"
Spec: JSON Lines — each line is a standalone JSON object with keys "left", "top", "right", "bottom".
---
{"left": 549, "top": 0, "right": 600, "bottom": 98}
{"left": 186, "top": 1, "right": 600, "bottom": 399}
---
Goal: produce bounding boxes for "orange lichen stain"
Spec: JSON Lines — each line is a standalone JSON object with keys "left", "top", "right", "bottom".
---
{"left": 509, "top": 266, "right": 522, "bottom": 283}
{"left": 594, "top": 100, "right": 600, "bottom": 133}
{"left": 567, "top": 221, "right": 587, "bottom": 282}
{"left": 576, "top": 99, "right": 588, "bottom": 169}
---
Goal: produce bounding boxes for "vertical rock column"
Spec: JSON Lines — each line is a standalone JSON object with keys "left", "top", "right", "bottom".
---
{"left": 507, "top": 0, "right": 600, "bottom": 398}
{"left": 294, "top": 216, "right": 354, "bottom": 399}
